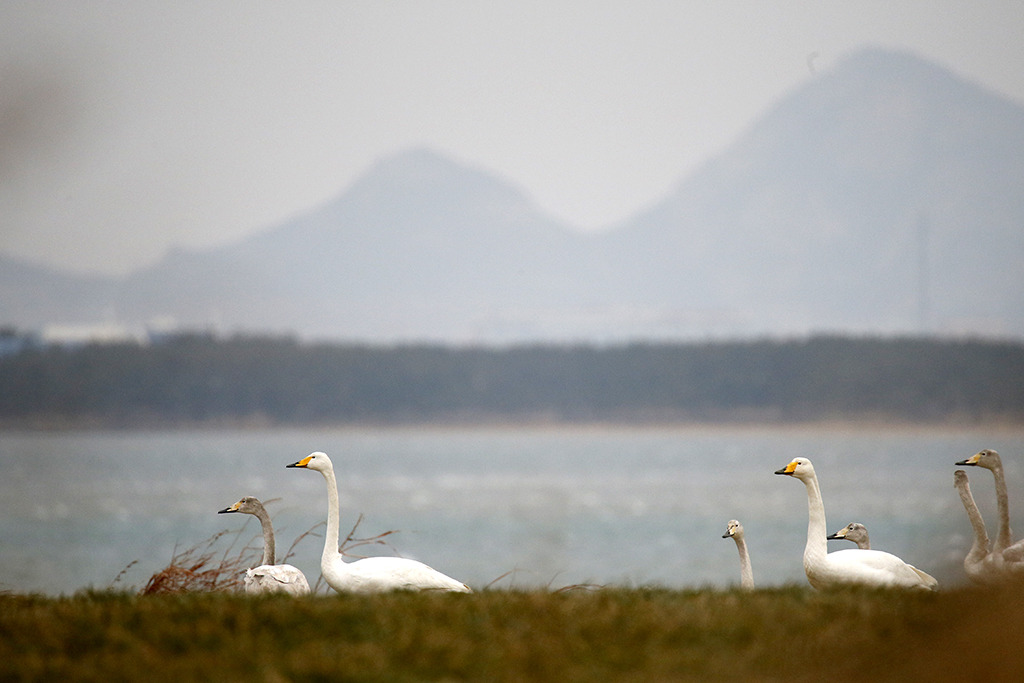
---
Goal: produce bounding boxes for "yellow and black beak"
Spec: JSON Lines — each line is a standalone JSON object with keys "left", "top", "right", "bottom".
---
{"left": 287, "top": 455, "right": 313, "bottom": 469}
{"left": 218, "top": 501, "right": 241, "bottom": 514}
{"left": 774, "top": 461, "right": 798, "bottom": 476}
{"left": 955, "top": 453, "right": 980, "bottom": 467}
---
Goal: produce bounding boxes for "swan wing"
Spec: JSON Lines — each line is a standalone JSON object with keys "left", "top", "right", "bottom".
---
{"left": 338, "top": 556, "right": 472, "bottom": 593}
{"left": 999, "top": 549, "right": 1024, "bottom": 576}
{"left": 906, "top": 564, "right": 939, "bottom": 589}
{"left": 1001, "top": 540, "right": 1024, "bottom": 564}
{"left": 245, "top": 564, "right": 311, "bottom": 595}
{"left": 823, "top": 549, "right": 937, "bottom": 589}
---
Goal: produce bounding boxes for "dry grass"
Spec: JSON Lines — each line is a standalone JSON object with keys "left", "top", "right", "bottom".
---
{"left": 57, "top": 516, "right": 1024, "bottom": 680}
{"left": 3, "top": 583, "right": 1024, "bottom": 681}
{"left": 136, "top": 513, "right": 398, "bottom": 594}
{"left": 141, "top": 529, "right": 254, "bottom": 594}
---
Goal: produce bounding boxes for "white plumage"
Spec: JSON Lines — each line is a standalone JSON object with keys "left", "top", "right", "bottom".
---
{"left": 775, "top": 457, "right": 937, "bottom": 590}
{"left": 218, "top": 496, "right": 311, "bottom": 595}
{"left": 287, "top": 451, "right": 471, "bottom": 593}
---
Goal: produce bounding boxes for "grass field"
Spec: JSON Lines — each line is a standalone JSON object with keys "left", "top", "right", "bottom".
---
{"left": 2, "top": 584, "right": 1023, "bottom": 682}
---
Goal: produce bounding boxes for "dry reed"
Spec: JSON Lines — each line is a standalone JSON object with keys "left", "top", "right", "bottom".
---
{"left": 138, "top": 512, "right": 399, "bottom": 594}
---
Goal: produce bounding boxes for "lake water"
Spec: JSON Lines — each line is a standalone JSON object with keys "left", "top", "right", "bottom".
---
{"left": 2, "top": 424, "right": 1023, "bottom": 595}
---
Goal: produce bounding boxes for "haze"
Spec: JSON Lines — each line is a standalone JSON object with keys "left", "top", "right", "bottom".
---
{"left": 2, "top": 1, "right": 1023, "bottom": 276}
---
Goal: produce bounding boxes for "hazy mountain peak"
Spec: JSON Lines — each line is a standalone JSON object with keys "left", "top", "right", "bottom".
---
{"left": 834, "top": 45, "right": 957, "bottom": 80}
{"left": 343, "top": 146, "right": 536, "bottom": 214}
{"left": 3, "top": 47, "right": 1023, "bottom": 341}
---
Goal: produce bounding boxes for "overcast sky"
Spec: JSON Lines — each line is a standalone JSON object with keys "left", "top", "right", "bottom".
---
{"left": 2, "top": 1, "right": 1023, "bottom": 276}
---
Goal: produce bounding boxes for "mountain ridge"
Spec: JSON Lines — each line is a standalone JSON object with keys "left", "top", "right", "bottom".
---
{"left": 3, "top": 47, "right": 1023, "bottom": 342}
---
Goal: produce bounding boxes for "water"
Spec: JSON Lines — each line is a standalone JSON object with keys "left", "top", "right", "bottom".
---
{"left": 2, "top": 424, "right": 1022, "bottom": 594}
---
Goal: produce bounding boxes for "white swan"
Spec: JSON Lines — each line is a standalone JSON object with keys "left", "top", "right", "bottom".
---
{"left": 955, "top": 449, "right": 1024, "bottom": 564}
{"left": 827, "top": 522, "right": 870, "bottom": 549}
{"left": 287, "top": 451, "right": 472, "bottom": 593}
{"left": 219, "top": 496, "right": 311, "bottom": 595}
{"left": 722, "top": 519, "right": 754, "bottom": 589}
{"left": 775, "top": 457, "right": 937, "bottom": 590}
{"left": 952, "top": 469, "right": 1006, "bottom": 584}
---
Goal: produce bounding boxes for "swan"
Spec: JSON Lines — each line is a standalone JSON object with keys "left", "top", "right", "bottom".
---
{"left": 955, "top": 449, "right": 1022, "bottom": 559}
{"left": 775, "top": 457, "right": 937, "bottom": 590}
{"left": 287, "top": 451, "right": 472, "bottom": 593}
{"left": 218, "top": 496, "right": 311, "bottom": 595}
{"left": 952, "top": 469, "right": 1006, "bottom": 584}
{"left": 827, "top": 522, "right": 870, "bottom": 549}
{"left": 722, "top": 519, "right": 754, "bottom": 589}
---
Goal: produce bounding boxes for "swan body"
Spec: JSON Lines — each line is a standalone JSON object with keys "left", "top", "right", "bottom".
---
{"left": 775, "top": 458, "right": 937, "bottom": 590}
{"left": 722, "top": 519, "right": 754, "bottom": 589}
{"left": 287, "top": 451, "right": 471, "bottom": 593}
{"left": 827, "top": 522, "right": 871, "bottom": 550}
{"left": 219, "top": 496, "right": 311, "bottom": 595}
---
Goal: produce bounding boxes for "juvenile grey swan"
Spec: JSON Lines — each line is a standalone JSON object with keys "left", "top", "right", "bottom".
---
{"left": 722, "top": 519, "right": 754, "bottom": 589}
{"left": 956, "top": 449, "right": 1024, "bottom": 568}
{"left": 953, "top": 469, "right": 1005, "bottom": 584}
{"left": 219, "top": 496, "right": 311, "bottom": 595}
{"left": 287, "top": 451, "right": 471, "bottom": 593}
{"left": 827, "top": 522, "right": 871, "bottom": 550}
{"left": 775, "top": 457, "right": 937, "bottom": 590}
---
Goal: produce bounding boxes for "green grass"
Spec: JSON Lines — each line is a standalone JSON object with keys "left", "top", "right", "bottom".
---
{"left": 2, "top": 585, "right": 1022, "bottom": 681}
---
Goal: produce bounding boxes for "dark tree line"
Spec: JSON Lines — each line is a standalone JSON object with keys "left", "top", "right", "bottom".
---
{"left": 1, "top": 334, "right": 1022, "bottom": 425}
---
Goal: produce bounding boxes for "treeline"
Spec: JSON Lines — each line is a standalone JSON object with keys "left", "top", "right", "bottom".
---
{"left": 1, "top": 334, "right": 1023, "bottom": 425}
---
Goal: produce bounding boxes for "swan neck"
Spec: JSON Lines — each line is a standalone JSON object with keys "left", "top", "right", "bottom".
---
{"left": 322, "top": 466, "right": 343, "bottom": 565}
{"left": 802, "top": 474, "right": 828, "bottom": 567}
{"left": 735, "top": 537, "right": 754, "bottom": 590}
{"left": 957, "top": 477, "right": 990, "bottom": 551}
{"left": 253, "top": 506, "right": 276, "bottom": 566}
{"left": 992, "top": 463, "right": 1014, "bottom": 552}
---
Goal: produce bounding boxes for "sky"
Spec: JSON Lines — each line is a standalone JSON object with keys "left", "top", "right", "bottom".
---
{"left": 2, "top": 1, "right": 1023, "bottom": 277}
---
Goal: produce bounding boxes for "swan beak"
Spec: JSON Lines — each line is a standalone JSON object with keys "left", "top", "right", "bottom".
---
{"left": 287, "top": 455, "right": 313, "bottom": 468}
{"left": 826, "top": 531, "right": 843, "bottom": 540}
{"left": 722, "top": 531, "right": 732, "bottom": 538}
{"left": 218, "top": 501, "right": 241, "bottom": 514}
{"left": 774, "top": 461, "right": 798, "bottom": 476}
{"left": 955, "top": 453, "right": 980, "bottom": 466}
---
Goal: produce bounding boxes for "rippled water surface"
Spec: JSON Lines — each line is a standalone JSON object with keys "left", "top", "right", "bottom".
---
{"left": 2, "top": 424, "right": 1023, "bottom": 594}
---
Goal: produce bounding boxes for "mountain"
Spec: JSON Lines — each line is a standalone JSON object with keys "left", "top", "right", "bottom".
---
{"left": 112, "top": 149, "right": 607, "bottom": 340}
{"left": 2, "top": 47, "right": 1023, "bottom": 342}
{"left": 0, "top": 254, "right": 118, "bottom": 327}
{"left": 597, "top": 48, "right": 1024, "bottom": 337}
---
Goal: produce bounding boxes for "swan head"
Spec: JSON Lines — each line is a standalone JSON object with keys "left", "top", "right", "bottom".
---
{"left": 775, "top": 457, "right": 814, "bottom": 481}
{"left": 722, "top": 519, "right": 744, "bottom": 540}
{"left": 218, "top": 495, "right": 265, "bottom": 516}
{"left": 954, "top": 469, "right": 970, "bottom": 487}
{"left": 956, "top": 448, "right": 1001, "bottom": 471}
{"left": 287, "top": 451, "right": 333, "bottom": 473}
{"left": 827, "top": 522, "right": 868, "bottom": 544}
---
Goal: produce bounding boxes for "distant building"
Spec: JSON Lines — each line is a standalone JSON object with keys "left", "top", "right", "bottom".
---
{"left": 39, "top": 323, "right": 148, "bottom": 347}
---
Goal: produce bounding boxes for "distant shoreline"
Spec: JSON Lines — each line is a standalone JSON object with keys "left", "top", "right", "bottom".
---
{"left": 3, "top": 414, "right": 1022, "bottom": 434}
